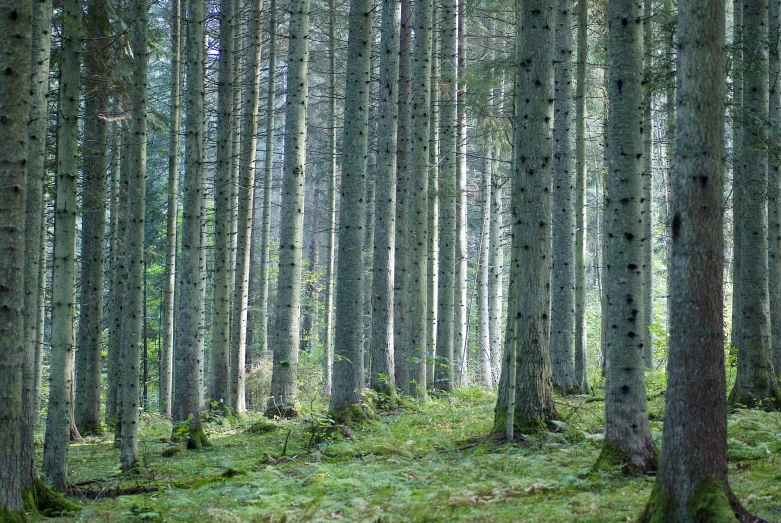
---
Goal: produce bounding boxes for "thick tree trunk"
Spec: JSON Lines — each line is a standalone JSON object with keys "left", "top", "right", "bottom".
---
{"left": 268, "top": 0, "right": 311, "bottom": 412}
{"left": 161, "top": 0, "right": 183, "bottom": 418}
{"left": 436, "top": 0, "right": 457, "bottom": 391}
{"left": 600, "top": 0, "right": 656, "bottom": 472}
{"left": 0, "top": 0, "right": 31, "bottom": 511}
{"left": 640, "top": 2, "right": 753, "bottom": 517}
{"left": 173, "top": 0, "right": 210, "bottom": 448}
{"left": 455, "top": 0, "right": 468, "bottom": 385}
{"left": 769, "top": 0, "right": 781, "bottom": 375}
{"left": 43, "top": 0, "right": 81, "bottom": 489}
{"left": 730, "top": 0, "right": 781, "bottom": 408}
{"left": 323, "top": 0, "right": 336, "bottom": 395}
{"left": 550, "top": 0, "right": 577, "bottom": 393}
{"left": 403, "top": 0, "right": 433, "bottom": 397}
{"left": 370, "top": 0, "right": 401, "bottom": 394}
{"left": 573, "top": 0, "right": 589, "bottom": 393}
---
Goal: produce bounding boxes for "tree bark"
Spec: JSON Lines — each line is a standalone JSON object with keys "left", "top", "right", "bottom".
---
{"left": 488, "top": 146, "right": 503, "bottom": 386}
{"left": 640, "top": 0, "right": 654, "bottom": 369}
{"left": 426, "top": 7, "right": 439, "bottom": 389}
{"left": 478, "top": 149, "right": 492, "bottom": 386}
{"left": 455, "top": 0, "right": 468, "bottom": 386}
{"left": 769, "top": 0, "right": 781, "bottom": 376}
{"left": 323, "top": 0, "right": 336, "bottom": 395}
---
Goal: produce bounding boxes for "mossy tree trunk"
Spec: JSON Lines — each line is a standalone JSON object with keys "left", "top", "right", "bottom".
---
{"left": 730, "top": 0, "right": 781, "bottom": 409}
{"left": 43, "top": 0, "right": 81, "bottom": 489}
{"left": 551, "top": 0, "right": 577, "bottom": 393}
{"left": 369, "top": 0, "right": 401, "bottom": 394}
{"left": 330, "top": 0, "right": 373, "bottom": 410}
{"left": 640, "top": 2, "right": 752, "bottom": 518}
{"left": 268, "top": 0, "right": 311, "bottom": 411}
{"left": 600, "top": 0, "right": 656, "bottom": 472}
{"left": 0, "top": 0, "right": 31, "bottom": 512}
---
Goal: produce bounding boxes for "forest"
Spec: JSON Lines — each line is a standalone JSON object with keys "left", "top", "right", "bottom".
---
{"left": 1, "top": 0, "right": 781, "bottom": 519}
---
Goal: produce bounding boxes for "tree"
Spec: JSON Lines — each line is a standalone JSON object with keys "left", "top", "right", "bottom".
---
{"left": 43, "top": 0, "right": 82, "bottom": 489}
{"left": 551, "top": 0, "right": 577, "bottom": 393}
{"left": 268, "top": 0, "right": 311, "bottom": 412}
{"left": 730, "top": 0, "right": 781, "bottom": 409}
{"left": 370, "top": 0, "right": 402, "bottom": 395}
{"left": 330, "top": 0, "right": 374, "bottom": 411}
{"left": 478, "top": 146, "right": 492, "bottom": 386}
{"left": 488, "top": 148, "right": 504, "bottom": 385}
{"left": 599, "top": 0, "right": 656, "bottom": 472}
{"left": 323, "top": 0, "right": 336, "bottom": 395}
{"left": 455, "top": 0, "right": 468, "bottom": 385}
{"left": 0, "top": 0, "right": 32, "bottom": 514}
{"left": 639, "top": 0, "right": 758, "bottom": 516}
{"left": 494, "top": 0, "right": 557, "bottom": 435}
{"left": 771, "top": 0, "right": 781, "bottom": 377}
{"left": 640, "top": 0, "right": 653, "bottom": 369}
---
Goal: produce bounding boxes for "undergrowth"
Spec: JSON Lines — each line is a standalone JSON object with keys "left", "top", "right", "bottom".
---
{"left": 27, "top": 385, "right": 781, "bottom": 522}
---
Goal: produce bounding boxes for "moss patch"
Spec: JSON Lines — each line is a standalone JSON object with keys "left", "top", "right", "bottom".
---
{"left": 328, "top": 404, "right": 370, "bottom": 425}
{"left": 185, "top": 425, "right": 212, "bottom": 450}
{"left": 22, "top": 478, "right": 80, "bottom": 517}
{"left": 0, "top": 506, "right": 27, "bottom": 523}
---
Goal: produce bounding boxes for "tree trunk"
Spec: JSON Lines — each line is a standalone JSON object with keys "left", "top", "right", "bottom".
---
{"left": 43, "top": 0, "right": 81, "bottom": 488}
{"left": 640, "top": 0, "right": 654, "bottom": 369}
{"left": 573, "top": 0, "right": 589, "bottom": 393}
{"left": 455, "top": 0, "right": 468, "bottom": 386}
{"left": 600, "top": 0, "right": 656, "bottom": 472}
{"left": 436, "top": 0, "right": 457, "bottom": 391}
{"left": 402, "top": 0, "right": 433, "bottom": 397}
{"left": 173, "top": 0, "right": 210, "bottom": 448}
{"left": 370, "top": 0, "right": 401, "bottom": 395}
{"left": 731, "top": 0, "right": 744, "bottom": 352}
{"left": 730, "top": 0, "right": 781, "bottom": 408}
{"left": 769, "top": 0, "right": 781, "bottom": 375}
{"left": 268, "top": 0, "right": 310, "bottom": 412}
{"left": 394, "top": 0, "right": 412, "bottom": 389}
{"left": 426, "top": 11, "right": 439, "bottom": 389}
{"left": 478, "top": 149, "right": 492, "bottom": 386}
{"left": 161, "top": 0, "right": 183, "bottom": 418}
{"left": 488, "top": 146, "right": 503, "bottom": 386}
{"left": 323, "top": 0, "right": 336, "bottom": 395}
{"left": 550, "top": 0, "right": 577, "bottom": 393}
{"left": 640, "top": 1, "right": 753, "bottom": 517}
{"left": 0, "top": 0, "right": 31, "bottom": 511}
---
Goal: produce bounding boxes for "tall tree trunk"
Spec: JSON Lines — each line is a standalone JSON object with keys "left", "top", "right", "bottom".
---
{"left": 730, "top": 0, "right": 781, "bottom": 408}
{"left": 370, "top": 0, "right": 401, "bottom": 395}
{"left": 573, "top": 0, "right": 589, "bottom": 393}
{"left": 0, "top": 0, "right": 32, "bottom": 511}
{"left": 455, "top": 0, "right": 468, "bottom": 385}
{"left": 173, "top": 0, "right": 210, "bottom": 449}
{"left": 478, "top": 149, "right": 492, "bottom": 386}
{"left": 330, "top": 0, "right": 373, "bottom": 411}
{"left": 769, "top": 0, "right": 781, "bottom": 375}
{"left": 731, "top": 0, "right": 744, "bottom": 351}
{"left": 23, "top": 0, "right": 53, "bottom": 487}
{"left": 640, "top": 0, "right": 754, "bottom": 516}
{"left": 161, "top": 0, "right": 183, "bottom": 418}
{"left": 210, "top": 0, "right": 236, "bottom": 408}
{"left": 600, "top": 0, "right": 656, "bottom": 471}
{"left": 426, "top": 3, "right": 439, "bottom": 390}
{"left": 231, "top": 0, "right": 264, "bottom": 415}
{"left": 550, "top": 0, "right": 577, "bottom": 393}
{"left": 494, "top": 0, "right": 557, "bottom": 435}
{"left": 43, "top": 0, "right": 81, "bottom": 488}
{"left": 403, "top": 0, "right": 433, "bottom": 397}
{"left": 640, "top": 0, "right": 654, "bottom": 369}
{"left": 488, "top": 146, "right": 503, "bottom": 386}
{"left": 268, "top": 0, "right": 311, "bottom": 412}
{"left": 322, "top": 0, "right": 337, "bottom": 395}
{"left": 393, "top": 0, "right": 412, "bottom": 390}
{"left": 436, "top": 0, "right": 457, "bottom": 391}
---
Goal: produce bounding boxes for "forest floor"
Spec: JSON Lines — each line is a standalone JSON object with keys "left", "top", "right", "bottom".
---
{"left": 40, "top": 374, "right": 781, "bottom": 522}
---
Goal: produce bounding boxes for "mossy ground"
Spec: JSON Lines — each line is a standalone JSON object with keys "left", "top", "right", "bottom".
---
{"left": 24, "top": 384, "right": 781, "bottom": 522}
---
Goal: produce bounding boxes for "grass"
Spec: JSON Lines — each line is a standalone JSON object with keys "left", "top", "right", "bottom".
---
{"left": 34, "top": 383, "right": 781, "bottom": 522}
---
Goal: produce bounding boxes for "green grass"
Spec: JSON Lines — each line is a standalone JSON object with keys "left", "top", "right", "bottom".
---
{"left": 36, "top": 385, "right": 781, "bottom": 522}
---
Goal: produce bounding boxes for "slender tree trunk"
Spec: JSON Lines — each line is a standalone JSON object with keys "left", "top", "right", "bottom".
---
{"left": 23, "top": 0, "right": 53, "bottom": 487}
{"left": 488, "top": 147, "right": 503, "bottom": 386}
{"left": 478, "top": 149, "right": 492, "bottom": 386}
{"left": 573, "top": 0, "right": 589, "bottom": 393}
{"left": 258, "top": 0, "right": 277, "bottom": 362}
{"left": 323, "top": 0, "right": 337, "bottom": 395}
{"left": 769, "top": 0, "right": 781, "bottom": 375}
{"left": 0, "top": 0, "right": 31, "bottom": 511}
{"left": 455, "top": 0, "right": 468, "bottom": 385}
{"left": 551, "top": 0, "right": 577, "bottom": 393}
{"left": 231, "top": 0, "right": 264, "bottom": 415}
{"left": 640, "top": 0, "right": 654, "bottom": 369}
{"left": 640, "top": 1, "right": 755, "bottom": 516}
{"left": 494, "top": 0, "right": 557, "bottom": 434}
{"left": 394, "top": 0, "right": 412, "bottom": 389}
{"left": 436, "top": 0, "right": 457, "bottom": 391}
{"left": 426, "top": 7, "right": 439, "bottom": 389}
{"left": 161, "top": 0, "right": 183, "bottom": 418}
{"left": 600, "top": 0, "right": 657, "bottom": 471}
{"left": 403, "top": 0, "right": 434, "bottom": 397}
{"left": 43, "top": 0, "right": 81, "bottom": 488}
{"left": 34, "top": 195, "right": 48, "bottom": 426}
{"left": 173, "top": 0, "right": 210, "bottom": 448}
{"left": 731, "top": 0, "right": 744, "bottom": 350}
{"left": 268, "top": 0, "right": 311, "bottom": 412}
{"left": 370, "top": 0, "right": 401, "bottom": 395}
{"left": 730, "top": 0, "right": 781, "bottom": 408}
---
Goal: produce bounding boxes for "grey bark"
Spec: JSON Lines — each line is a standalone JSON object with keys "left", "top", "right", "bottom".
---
{"left": 370, "top": 0, "right": 401, "bottom": 394}
{"left": 731, "top": 0, "right": 743, "bottom": 351}
{"left": 640, "top": 0, "right": 653, "bottom": 369}
{"left": 323, "top": 0, "right": 336, "bottom": 395}
{"left": 455, "top": 0, "right": 468, "bottom": 385}
{"left": 402, "top": 0, "right": 434, "bottom": 397}
{"left": 550, "top": 0, "right": 577, "bottom": 392}
{"left": 478, "top": 150, "right": 492, "bottom": 386}
{"left": 601, "top": 0, "right": 656, "bottom": 470}
{"left": 0, "top": 0, "right": 31, "bottom": 509}
{"left": 769, "top": 0, "right": 781, "bottom": 375}
{"left": 268, "top": 0, "right": 311, "bottom": 410}
{"left": 427, "top": 7, "right": 439, "bottom": 389}
{"left": 43, "top": 0, "right": 81, "bottom": 488}
{"left": 488, "top": 147, "right": 503, "bottom": 386}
